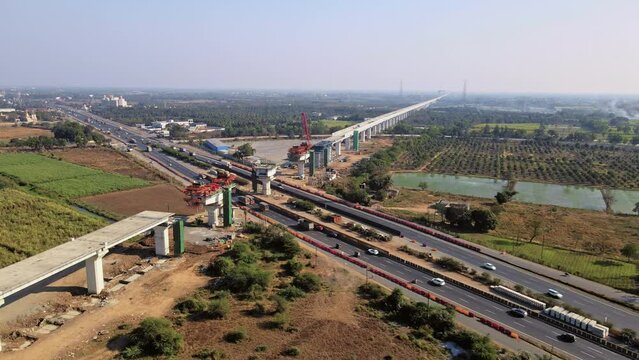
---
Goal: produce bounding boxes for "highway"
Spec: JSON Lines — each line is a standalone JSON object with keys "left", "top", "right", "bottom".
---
{"left": 258, "top": 207, "right": 627, "bottom": 360}
{"left": 58, "top": 104, "right": 638, "bottom": 359}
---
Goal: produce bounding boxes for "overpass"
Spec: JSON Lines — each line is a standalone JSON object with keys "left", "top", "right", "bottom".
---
{"left": 0, "top": 211, "right": 173, "bottom": 307}
{"left": 310, "top": 94, "right": 447, "bottom": 167}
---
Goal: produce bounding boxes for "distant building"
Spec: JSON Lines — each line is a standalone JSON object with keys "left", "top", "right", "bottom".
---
{"left": 0, "top": 108, "right": 16, "bottom": 113}
{"left": 102, "top": 95, "right": 129, "bottom": 108}
{"left": 150, "top": 119, "right": 193, "bottom": 129}
{"left": 204, "top": 139, "right": 230, "bottom": 154}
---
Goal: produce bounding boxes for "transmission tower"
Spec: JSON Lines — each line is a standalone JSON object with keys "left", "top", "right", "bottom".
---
{"left": 462, "top": 80, "right": 467, "bottom": 104}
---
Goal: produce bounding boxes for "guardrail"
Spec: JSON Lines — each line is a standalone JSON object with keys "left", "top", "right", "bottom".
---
{"left": 275, "top": 179, "right": 483, "bottom": 253}
{"left": 239, "top": 203, "right": 521, "bottom": 341}
{"left": 242, "top": 195, "right": 639, "bottom": 360}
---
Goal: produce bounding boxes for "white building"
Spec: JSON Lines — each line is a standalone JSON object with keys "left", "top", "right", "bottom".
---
{"left": 102, "top": 95, "right": 129, "bottom": 108}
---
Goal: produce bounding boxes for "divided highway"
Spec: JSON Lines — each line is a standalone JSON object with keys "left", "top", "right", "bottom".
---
{"left": 259, "top": 207, "right": 627, "bottom": 360}
{"left": 59, "top": 105, "right": 638, "bottom": 359}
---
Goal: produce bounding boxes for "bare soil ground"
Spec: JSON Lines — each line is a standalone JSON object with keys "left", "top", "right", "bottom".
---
{"left": 50, "top": 147, "right": 165, "bottom": 182}
{"left": 0, "top": 231, "right": 439, "bottom": 360}
{"left": 0, "top": 127, "right": 53, "bottom": 139}
{"left": 81, "top": 183, "right": 199, "bottom": 216}
{"left": 0, "top": 240, "right": 213, "bottom": 360}
{"left": 177, "top": 258, "right": 435, "bottom": 360}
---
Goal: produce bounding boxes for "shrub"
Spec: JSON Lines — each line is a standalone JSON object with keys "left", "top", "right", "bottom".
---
{"left": 219, "top": 264, "right": 272, "bottom": 293}
{"left": 207, "top": 298, "right": 230, "bottom": 319}
{"left": 207, "top": 257, "right": 235, "bottom": 277}
{"left": 288, "top": 198, "right": 316, "bottom": 212}
{"left": 193, "top": 348, "right": 226, "bottom": 359}
{"left": 268, "top": 312, "right": 290, "bottom": 330}
{"left": 175, "top": 297, "right": 207, "bottom": 315}
{"left": 255, "top": 344, "right": 268, "bottom": 352}
{"left": 292, "top": 273, "right": 322, "bottom": 292}
{"left": 277, "top": 285, "right": 306, "bottom": 300}
{"left": 283, "top": 259, "right": 304, "bottom": 277}
{"left": 357, "top": 283, "right": 387, "bottom": 300}
{"left": 224, "top": 329, "right": 248, "bottom": 344}
{"left": 122, "top": 317, "right": 183, "bottom": 358}
{"left": 254, "top": 225, "right": 300, "bottom": 259}
{"left": 250, "top": 302, "right": 268, "bottom": 317}
{"left": 272, "top": 295, "right": 289, "bottom": 314}
{"left": 226, "top": 242, "right": 260, "bottom": 264}
{"left": 243, "top": 221, "right": 265, "bottom": 234}
{"left": 282, "top": 346, "right": 301, "bottom": 357}
{"left": 434, "top": 257, "right": 465, "bottom": 272}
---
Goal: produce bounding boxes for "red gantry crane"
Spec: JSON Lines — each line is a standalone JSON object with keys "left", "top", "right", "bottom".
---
{"left": 288, "top": 112, "right": 313, "bottom": 179}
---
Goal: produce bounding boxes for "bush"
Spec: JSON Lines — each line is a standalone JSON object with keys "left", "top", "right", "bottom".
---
{"left": 243, "top": 221, "right": 265, "bottom": 234}
{"left": 283, "top": 259, "right": 303, "bottom": 277}
{"left": 207, "top": 298, "right": 230, "bottom": 319}
{"left": 122, "top": 317, "right": 183, "bottom": 358}
{"left": 268, "top": 312, "right": 290, "bottom": 330}
{"left": 272, "top": 295, "right": 289, "bottom": 314}
{"left": 282, "top": 346, "right": 301, "bottom": 357}
{"left": 288, "top": 198, "right": 316, "bottom": 212}
{"left": 277, "top": 285, "right": 306, "bottom": 300}
{"left": 175, "top": 297, "right": 207, "bottom": 315}
{"left": 434, "top": 257, "right": 465, "bottom": 272}
{"left": 219, "top": 264, "right": 272, "bottom": 293}
{"left": 254, "top": 225, "right": 300, "bottom": 259}
{"left": 357, "top": 283, "right": 387, "bottom": 300}
{"left": 193, "top": 348, "right": 226, "bottom": 359}
{"left": 250, "top": 302, "right": 268, "bottom": 317}
{"left": 224, "top": 329, "right": 248, "bottom": 343}
{"left": 292, "top": 273, "right": 322, "bottom": 292}
{"left": 207, "top": 257, "right": 235, "bottom": 277}
{"left": 226, "top": 242, "right": 260, "bottom": 264}
{"left": 255, "top": 344, "right": 268, "bottom": 352}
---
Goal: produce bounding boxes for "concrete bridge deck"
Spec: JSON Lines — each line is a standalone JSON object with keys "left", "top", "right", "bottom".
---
{"left": 0, "top": 210, "right": 173, "bottom": 305}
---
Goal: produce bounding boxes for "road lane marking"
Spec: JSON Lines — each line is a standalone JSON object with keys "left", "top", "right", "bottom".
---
{"left": 545, "top": 336, "right": 559, "bottom": 343}
{"left": 586, "top": 346, "right": 603, "bottom": 355}
{"left": 485, "top": 309, "right": 496, "bottom": 315}
{"left": 580, "top": 351, "right": 596, "bottom": 358}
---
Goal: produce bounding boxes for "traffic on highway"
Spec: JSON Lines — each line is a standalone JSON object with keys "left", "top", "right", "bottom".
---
{"left": 59, "top": 106, "right": 638, "bottom": 360}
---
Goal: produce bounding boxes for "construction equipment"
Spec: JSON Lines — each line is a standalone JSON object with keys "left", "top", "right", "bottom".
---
{"left": 183, "top": 181, "right": 222, "bottom": 206}
{"left": 287, "top": 112, "right": 313, "bottom": 179}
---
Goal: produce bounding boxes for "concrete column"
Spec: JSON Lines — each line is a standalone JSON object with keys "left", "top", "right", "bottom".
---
{"left": 154, "top": 225, "right": 170, "bottom": 256}
{"left": 361, "top": 131, "right": 366, "bottom": 142}
{"left": 206, "top": 205, "right": 221, "bottom": 227}
{"left": 367, "top": 128, "right": 372, "bottom": 139}
{"left": 344, "top": 138, "right": 350, "bottom": 150}
{"left": 86, "top": 247, "right": 108, "bottom": 295}
{"left": 261, "top": 178, "right": 272, "bottom": 195}
{"left": 297, "top": 159, "right": 305, "bottom": 179}
{"left": 336, "top": 141, "right": 342, "bottom": 156}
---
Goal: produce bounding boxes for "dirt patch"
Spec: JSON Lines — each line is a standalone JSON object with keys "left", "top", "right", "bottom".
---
{"left": 0, "top": 127, "right": 53, "bottom": 139}
{"left": 81, "top": 183, "right": 199, "bottom": 216}
{"left": 176, "top": 253, "right": 435, "bottom": 360}
{"left": 50, "top": 147, "right": 164, "bottom": 182}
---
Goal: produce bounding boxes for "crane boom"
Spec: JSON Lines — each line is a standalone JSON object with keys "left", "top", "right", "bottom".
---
{"left": 301, "top": 112, "right": 311, "bottom": 146}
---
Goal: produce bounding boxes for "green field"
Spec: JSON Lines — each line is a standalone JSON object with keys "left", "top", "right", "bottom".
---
{"left": 319, "top": 119, "right": 355, "bottom": 129}
{"left": 0, "top": 188, "right": 107, "bottom": 267}
{"left": 0, "top": 153, "right": 149, "bottom": 198}
{"left": 463, "top": 233, "right": 638, "bottom": 292}
{"left": 472, "top": 122, "right": 541, "bottom": 132}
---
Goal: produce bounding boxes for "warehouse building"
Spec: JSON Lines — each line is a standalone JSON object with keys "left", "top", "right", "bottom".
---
{"left": 204, "top": 139, "right": 230, "bottom": 154}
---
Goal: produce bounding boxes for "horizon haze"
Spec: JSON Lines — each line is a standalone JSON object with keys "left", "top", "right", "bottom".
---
{"left": 1, "top": 0, "right": 638, "bottom": 95}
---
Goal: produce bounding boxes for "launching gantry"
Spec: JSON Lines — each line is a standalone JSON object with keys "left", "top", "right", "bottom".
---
{"left": 183, "top": 170, "right": 236, "bottom": 227}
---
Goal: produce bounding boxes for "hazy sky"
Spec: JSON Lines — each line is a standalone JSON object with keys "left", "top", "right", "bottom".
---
{"left": 1, "top": 0, "right": 638, "bottom": 94}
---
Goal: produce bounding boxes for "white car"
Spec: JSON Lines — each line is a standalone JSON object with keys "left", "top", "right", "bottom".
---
{"left": 430, "top": 278, "right": 446, "bottom": 286}
{"left": 481, "top": 262, "right": 497, "bottom": 271}
{"left": 547, "top": 289, "right": 563, "bottom": 299}
{"left": 367, "top": 248, "right": 379, "bottom": 255}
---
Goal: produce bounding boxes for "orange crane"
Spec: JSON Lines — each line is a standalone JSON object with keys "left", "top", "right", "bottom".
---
{"left": 288, "top": 112, "right": 313, "bottom": 156}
